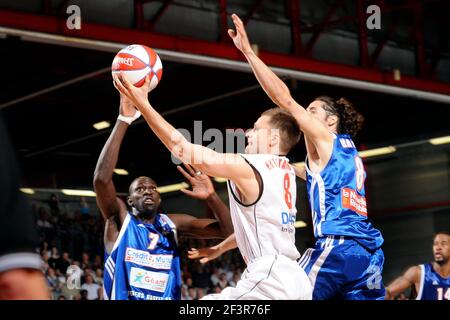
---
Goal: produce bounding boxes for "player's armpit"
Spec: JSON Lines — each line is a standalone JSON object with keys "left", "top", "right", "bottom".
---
{"left": 168, "top": 214, "right": 225, "bottom": 239}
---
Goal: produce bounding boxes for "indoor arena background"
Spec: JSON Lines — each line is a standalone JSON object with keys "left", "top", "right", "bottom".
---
{"left": 0, "top": 0, "right": 449, "bottom": 300}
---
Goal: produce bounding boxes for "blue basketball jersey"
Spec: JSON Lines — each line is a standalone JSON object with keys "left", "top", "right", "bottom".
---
{"left": 103, "top": 212, "right": 181, "bottom": 300}
{"left": 305, "top": 133, "right": 383, "bottom": 251}
{"left": 417, "top": 263, "right": 450, "bottom": 300}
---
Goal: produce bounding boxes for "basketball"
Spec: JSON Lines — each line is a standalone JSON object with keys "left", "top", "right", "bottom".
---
{"left": 111, "top": 44, "right": 163, "bottom": 91}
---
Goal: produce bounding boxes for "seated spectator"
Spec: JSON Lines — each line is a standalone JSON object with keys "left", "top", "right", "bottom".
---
{"left": 93, "top": 268, "right": 103, "bottom": 286}
{"left": 197, "top": 287, "right": 205, "bottom": 300}
{"left": 48, "top": 247, "right": 62, "bottom": 271}
{"left": 188, "top": 287, "right": 197, "bottom": 300}
{"left": 80, "top": 274, "right": 100, "bottom": 300}
{"left": 218, "top": 273, "right": 228, "bottom": 289}
{"left": 210, "top": 267, "right": 221, "bottom": 287}
{"left": 181, "top": 285, "right": 191, "bottom": 300}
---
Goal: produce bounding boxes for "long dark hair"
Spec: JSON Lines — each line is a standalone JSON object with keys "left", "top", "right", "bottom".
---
{"left": 314, "top": 96, "right": 364, "bottom": 137}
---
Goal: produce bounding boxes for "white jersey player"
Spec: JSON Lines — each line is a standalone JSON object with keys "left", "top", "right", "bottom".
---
{"left": 113, "top": 73, "right": 311, "bottom": 299}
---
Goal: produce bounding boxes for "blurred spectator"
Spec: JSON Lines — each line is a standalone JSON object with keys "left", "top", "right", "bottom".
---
{"left": 80, "top": 197, "right": 90, "bottom": 217}
{"left": 81, "top": 253, "right": 91, "bottom": 270}
{"left": 93, "top": 268, "right": 104, "bottom": 286}
{"left": 188, "top": 287, "right": 197, "bottom": 300}
{"left": 197, "top": 287, "right": 205, "bottom": 300}
{"left": 229, "top": 273, "right": 240, "bottom": 287}
{"left": 59, "top": 252, "right": 71, "bottom": 273}
{"left": 58, "top": 295, "right": 67, "bottom": 300}
{"left": 48, "top": 194, "right": 61, "bottom": 216}
{"left": 218, "top": 273, "right": 228, "bottom": 289}
{"left": 79, "top": 289, "right": 88, "bottom": 301}
{"left": 48, "top": 247, "right": 62, "bottom": 271}
{"left": 210, "top": 267, "right": 220, "bottom": 287}
{"left": 181, "top": 285, "right": 191, "bottom": 300}
{"left": 80, "top": 274, "right": 100, "bottom": 300}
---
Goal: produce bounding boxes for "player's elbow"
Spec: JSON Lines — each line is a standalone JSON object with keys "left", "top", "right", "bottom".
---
{"left": 93, "top": 171, "right": 109, "bottom": 189}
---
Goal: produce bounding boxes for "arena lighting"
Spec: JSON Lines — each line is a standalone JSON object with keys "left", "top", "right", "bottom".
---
{"left": 93, "top": 121, "right": 111, "bottom": 130}
{"left": 156, "top": 182, "right": 189, "bottom": 194}
{"left": 20, "top": 188, "right": 35, "bottom": 195}
{"left": 358, "top": 146, "right": 397, "bottom": 158}
{"left": 429, "top": 135, "right": 450, "bottom": 145}
{"left": 61, "top": 189, "right": 97, "bottom": 197}
{"left": 214, "top": 177, "right": 227, "bottom": 183}
{"left": 1, "top": 27, "right": 449, "bottom": 104}
{"left": 294, "top": 220, "right": 307, "bottom": 228}
{"left": 113, "top": 168, "right": 129, "bottom": 175}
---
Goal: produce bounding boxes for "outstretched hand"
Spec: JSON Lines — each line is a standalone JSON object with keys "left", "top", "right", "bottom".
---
{"left": 113, "top": 72, "right": 151, "bottom": 113}
{"left": 228, "top": 13, "right": 253, "bottom": 54}
{"left": 188, "top": 246, "right": 222, "bottom": 264}
{"left": 177, "top": 163, "right": 215, "bottom": 200}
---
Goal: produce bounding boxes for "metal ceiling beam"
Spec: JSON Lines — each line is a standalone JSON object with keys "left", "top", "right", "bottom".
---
{"left": 356, "top": 0, "right": 369, "bottom": 68}
{"left": 0, "top": 9, "right": 449, "bottom": 101}
{"left": 304, "top": 0, "right": 344, "bottom": 56}
{"left": 149, "top": 0, "right": 174, "bottom": 31}
{"left": 243, "top": 0, "right": 263, "bottom": 26}
{"left": 219, "top": 0, "right": 228, "bottom": 42}
{"left": 288, "top": 0, "right": 302, "bottom": 55}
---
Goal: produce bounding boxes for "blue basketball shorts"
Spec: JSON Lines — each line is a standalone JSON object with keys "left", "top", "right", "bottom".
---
{"left": 298, "top": 235, "right": 385, "bottom": 300}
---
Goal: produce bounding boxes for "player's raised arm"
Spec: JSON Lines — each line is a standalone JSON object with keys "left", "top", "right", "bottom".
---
{"left": 113, "top": 73, "right": 260, "bottom": 205}
{"left": 188, "top": 233, "right": 237, "bottom": 264}
{"left": 385, "top": 266, "right": 420, "bottom": 299}
{"left": 93, "top": 95, "right": 140, "bottom": 224}
{"left": 228, "top": 13, "right": 332, "bottom": 148}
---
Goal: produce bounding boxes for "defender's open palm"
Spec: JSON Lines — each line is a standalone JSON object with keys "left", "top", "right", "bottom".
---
{"left": 177, "top": 164, "right": 215, "bottom": 200}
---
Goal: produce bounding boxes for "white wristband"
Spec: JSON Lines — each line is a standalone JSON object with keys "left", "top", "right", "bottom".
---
{"left": 118, "top": 110, "right": 141, "bottom": 124}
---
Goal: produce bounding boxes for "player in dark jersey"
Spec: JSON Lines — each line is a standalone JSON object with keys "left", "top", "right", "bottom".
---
{"left": 94, "top": 94, "right": 233, "bottom": 300}
{"left": 386, "top": 232, "right": 450, "bottom": 300}
{"left": 226, "top": 13, "right": 385, "bottom": 300}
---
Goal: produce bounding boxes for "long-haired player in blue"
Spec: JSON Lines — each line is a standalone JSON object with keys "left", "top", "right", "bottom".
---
{"left": 93, "top": 94, "right": 233, "bottom": 300}
{"left": 227, "top": 13, "right": 385, "bottom": 300}
{"left": 386, "top": 232, "right": 449, "bottom": 300}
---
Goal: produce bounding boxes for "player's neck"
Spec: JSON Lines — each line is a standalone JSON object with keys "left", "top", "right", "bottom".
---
{"left": 433, "top": 261, "right": 450, "bottom": 277}
{"left": 132, "top": 208, "right": 156, "bottom": 224}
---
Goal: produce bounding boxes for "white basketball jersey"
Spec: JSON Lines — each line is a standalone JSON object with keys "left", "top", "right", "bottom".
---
{"left": 227, "top": 154, "right": 300, "bottom": 265}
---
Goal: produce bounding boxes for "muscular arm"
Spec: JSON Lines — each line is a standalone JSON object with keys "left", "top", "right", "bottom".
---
{"left": 385, "top": 266, "right": 421, "bottom": 300}
{"left": 205, "top": 192, "right": 233, "bottom": 236}
{"left": 93, "top": 95, "right": 138, "bottom": 252}
{"left": 93, "top": 119, "right": 128, "bottom": 224}
{"left": 229, "top": 14, "right": 333, "bottom": 160}
{"left": 113, "top": 74, "right": 259, "bottom": 205}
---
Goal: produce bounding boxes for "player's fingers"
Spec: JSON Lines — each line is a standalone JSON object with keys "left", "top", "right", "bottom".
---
{"left": 177, "top": 166, "right": 193, "bottom": 181}
{"left": 184, "top": 164, "right": 197, "bottom": 177}
{"left": 180, "top": 189, "right": 195, "bottom": 197}
{"left": 200, "top": 257, "right": 209, "bottom": 264}
{"left": 228, "top": 29, "right": 236, "bottom": 38}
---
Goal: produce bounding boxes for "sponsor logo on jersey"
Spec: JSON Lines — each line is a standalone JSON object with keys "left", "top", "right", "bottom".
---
{"left": 125, "top": 248, "right": 173, "bottom": 270}
{"left": 341, "top": 188, "right": 367, "bottom": 216}
{"left": 281, "top": 212, "right": 295, "bottom": 234}
{"left": 130, "top": 267, "right": 169, "bottom": 293}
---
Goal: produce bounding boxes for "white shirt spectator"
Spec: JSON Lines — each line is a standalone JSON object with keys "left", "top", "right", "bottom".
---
{"left": 81, "top": 283, "right": 100, "bottom": 300}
